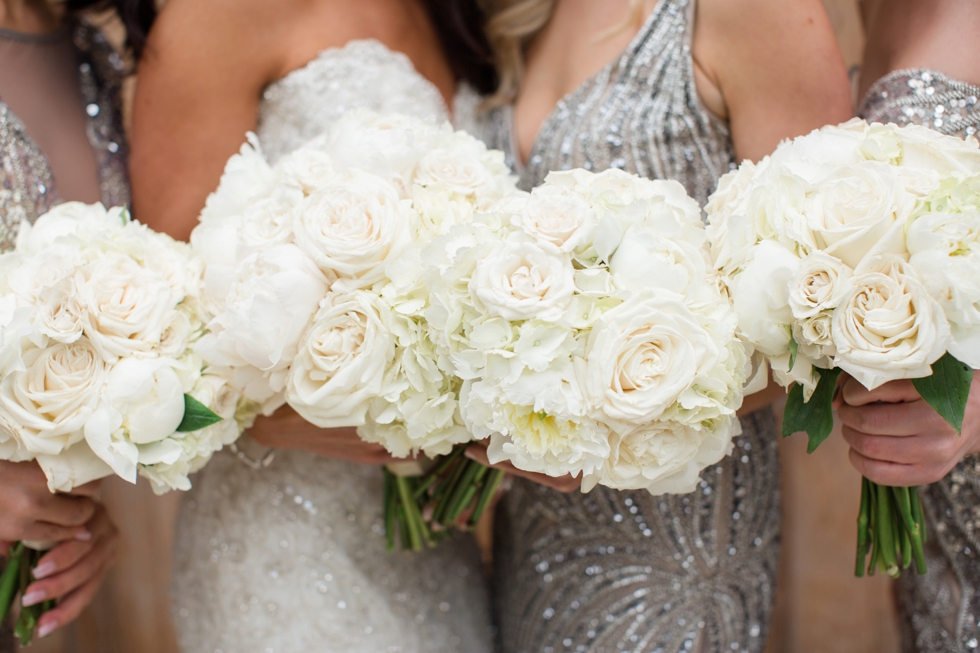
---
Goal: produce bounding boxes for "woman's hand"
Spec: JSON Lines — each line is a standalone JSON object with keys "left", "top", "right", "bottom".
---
{"left": 0, "top": 461, "right": 98, "bottom": 545}
{"left": 18, "top": 504, "right": 119, "bottom": 639}
{"left": 465, "top": 442, "right": 580, "bottom": 493}
{"left": 249, "top": 405, "right": 400, "bottom": 465}
{"left": 836, "top": 372, "right": 980, "bottom": 486}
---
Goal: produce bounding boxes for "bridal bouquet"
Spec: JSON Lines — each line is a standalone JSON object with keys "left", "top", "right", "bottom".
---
{"left": 418, "top": 168, "right": 748, "bottom": 526}
{"left": 191, "top": 110, "right": 518, "bottom": 549}
{"left": 706, "top": 118, "right": 980, "bottom": 577}
{"left": 0, "top": 202, "right": 235, "bottom": 642}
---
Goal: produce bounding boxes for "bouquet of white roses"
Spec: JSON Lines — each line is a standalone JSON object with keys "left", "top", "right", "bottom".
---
{"left": 418, "top": 168, "right": 749, "bottom": 526}
{"left": 706, "top": 118, "right": 980, "bottom": 578}
{"left": 191, "top": 110, "right": 518, "bottom": 549}
{"left": 0, "top": 202, "right": 238, "bottom": 642}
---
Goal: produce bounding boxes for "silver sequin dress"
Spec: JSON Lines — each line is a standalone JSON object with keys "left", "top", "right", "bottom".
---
{"left": 0, "top": 21, "right": 129, "bottom": 249}
{"left": 860, "top": 68, "right": 980, "bottom": 653}
{"left": 170, "top": 40, "right": 493, "bottom": 653}
{"left": 464, "top": 1, "right": 780, "bottom": 651}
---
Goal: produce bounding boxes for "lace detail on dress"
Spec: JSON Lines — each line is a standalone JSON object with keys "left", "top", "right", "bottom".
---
{"left": 460, "top": 1, "right": 779, "bottom": 652}
{"left": 257, "top": 39, "right": 448, "bottom": 163}
{"left": 172, "top": 39, "right": 493, "bottom": 653}
{"left": 859, "top": 69, "right": 980, "bottom": 653}
{"left": 0, "top": 20, "right": 129, "bottom": 252}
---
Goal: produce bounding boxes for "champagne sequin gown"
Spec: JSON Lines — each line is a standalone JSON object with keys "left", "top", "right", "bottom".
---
{"left": 0, "top": 21, "right": 128, "bottom": 651}
{"left": 860, "top": 69, "right": 980, "bottom": 653}
{"left": 463, "top": 1, "right": 781, "bottom": 651}
{"left": 169, "top": 40, "right": 493, "bottom": 653}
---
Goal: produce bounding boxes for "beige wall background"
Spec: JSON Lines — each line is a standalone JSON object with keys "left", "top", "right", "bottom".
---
{"left": 19, "top": 1, "right": 899, "bottom": 652}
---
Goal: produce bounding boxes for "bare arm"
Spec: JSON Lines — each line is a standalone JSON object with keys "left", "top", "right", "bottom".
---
{"left": 130, "top": 0, "right": 288, "bottom": 241}
{"left": 694, "top": 0, "right": 854, "bottom": 163}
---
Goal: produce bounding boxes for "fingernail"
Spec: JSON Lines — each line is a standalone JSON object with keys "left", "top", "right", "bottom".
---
{"left": 22, "top": 590, "right": 46, "bottom": 607}
{"left": 74, "top": 529, "right": 92, "bottom": 541}
{"left": 463, "top": 449, "right": 476, "bottom": 460}
{"left": 38, "top": 621, "right": 58, "bottom": 638}
{"left": 33, "top": 562, "right": 56, "bottom": 579}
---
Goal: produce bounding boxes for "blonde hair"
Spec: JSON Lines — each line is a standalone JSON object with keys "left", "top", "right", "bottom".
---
{"left": 480, "top": 0, "right": 646, "bottom": 108}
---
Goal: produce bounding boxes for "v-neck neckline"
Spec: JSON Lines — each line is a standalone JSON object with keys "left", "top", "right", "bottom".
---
{"left": 511, "top": 1, "right": 664, "bottom": 172}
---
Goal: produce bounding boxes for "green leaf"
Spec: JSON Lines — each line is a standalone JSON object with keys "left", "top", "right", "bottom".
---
{"left": 911, "top": 353, "right": 974, "bottom": 435}
{"left": 782, "top": 367, "right": 842, "bottom": 453}
{"left": 176, "top": 394, "right": 223, "bottom": 433}
{"left": 788, "top": 334, "right": 799, "bottom": 373}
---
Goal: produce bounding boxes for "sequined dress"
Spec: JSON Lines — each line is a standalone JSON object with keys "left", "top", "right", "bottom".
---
{"left": 860, "top": 69, "right": 980, "bottom": 653}
{"left": 170, "top": 40, "right": 493, "bottom": 653}
{"left": 0, "top": 21, "right": 129, "bottom": 249}
{"left": 464, "top": 1, "right": 781, "bottom": 651}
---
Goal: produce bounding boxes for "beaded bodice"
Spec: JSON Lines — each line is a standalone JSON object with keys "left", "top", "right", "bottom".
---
{"left": 0, "top": 21, "right": 129, "bottom": 251}
{"left": 256, "top": 39, "right": 448, "bottom": 163}
{"left": 859, "top": 69, "right": 980, "bottom": 653}
{"left": 478, "top": 0, "right": 732, "bottom": 205}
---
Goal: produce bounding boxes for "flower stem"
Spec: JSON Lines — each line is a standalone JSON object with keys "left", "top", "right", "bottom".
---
{"left": 874, "top": 483, "right": 900, "bottom": 578}
{"left": 855, "top": 477, "right": 872, "bottom": 577}
{"left": 469, "top": 468, "right": 506, "bottom": 529}
{"left": 0, "top": 543, "right": 23, "bottom": 624}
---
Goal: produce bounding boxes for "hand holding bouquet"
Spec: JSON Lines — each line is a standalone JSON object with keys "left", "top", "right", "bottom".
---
{"left": 706, "top": 119, "right": 980, "bottom": 577}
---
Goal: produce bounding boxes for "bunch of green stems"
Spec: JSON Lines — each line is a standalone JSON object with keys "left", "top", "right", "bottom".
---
{"left": 855, "top": 479, "right": 927, "bottom": 578}
{"left": 0, "top": 543, "right": 55, "bottom": 645}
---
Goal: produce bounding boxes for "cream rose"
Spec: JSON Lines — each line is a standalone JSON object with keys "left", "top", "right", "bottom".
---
{"left": 804, "top": 161, "right": 913, "bottom": 268}
{"left": 788, "top": 250, "right": 852, "bottom": 320}
{"left": 517, "top": 187, "right": 597, "bottom": 253}
{"left": 414, "top": 148, "right": 492, "bottom": 195}
{"left": 585, "top": 292, "right": 716, "bottom": 424}
{"left": 287, "top": 290, "right": 394, "bottom": 427}
{"left": 74, "top": 252, "right": 175, "bottom": 361}
{"left": 34, "top": 280, "right": 85, "bottom": 344}
{"left": 0, "top": 339, "right": 107, "bottom": 456}
{"left": 292, "top": 168, "right": 414, "bottom": 287}
{"left": 832, "top": 257, "right": 950, "bottom": 389}
{"left": 240, "top": 185, "right": 303, "bottom": 248}
{"left": 278, "top": 147, "right": 336, "bottom": 195}
{"left": 471, "top": 239, "right": 574, "bottom": 322}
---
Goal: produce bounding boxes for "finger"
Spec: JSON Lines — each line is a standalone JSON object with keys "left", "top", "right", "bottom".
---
{"left": 837, "top": 399, "right": 943, "bottom": 437}
{"left": 35, "top": 494, "right": 98, "bottom": 528}
{"left": 23, "top": 528, "right": 117, "bottom": 605}
{"left": 34, "top": 562, "right": 110, "bottom": 638}
{"left": 847, "top": 447, "right": 945, "bottom": 486}
{"left": 14, "top": 521, "right": 92, "bottom": 545}
{"left": 31, "top": 536, "right": 101, "bottom": 581}
{"left": 841, "top": 426, "right": 940, "bottom": 466}
{"left": 840, "top": 377, "right": 920, "bottom": 407}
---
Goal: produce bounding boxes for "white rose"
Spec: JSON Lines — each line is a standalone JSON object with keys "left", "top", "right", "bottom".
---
{"left": 0, "top": 339, "right": 106, "bottom": 455}
{"left": 585, "top": 291, "right": 718, "bottom": 424}
{"left": 286, "top": 289, "right": 394, "bottom": 427}
{"left": 895, "top": 122, "right": 980, "bottom": 175}
{"left": 195, "top": 244, "right": 329, "bottom": 405}
{"left": 832, "top": 256, "right": 950, "bottom": 389}
{"left": 239, "top": 185, "right": 303, "bottom": 248}
{"left": 804, "top": 161, "right": 914, "bottom": 268}
{"left": 198, "top": 134, "right": 275, "bottom": 223}
{"left": 277, "top": 147, "right": 336, "bottom": 194}
{"left": 34, "top": 280, "right": 85, "bottom": 344}
{"left": 585, "top": 418, "right": 735, "bottom": 495}
{"left": 907, "top": 210, "right": 980, "bottom": 367}
{"left": 0, "top": 294, "right": 35, "bottom": 374}
{"left": 15, "top": 202, "right": 114, "bottom": 255}
{"left": 729, "top": 240, "right": 801, "bottom": 356}
{"left": 74, "top": 252, "right": 175, "bottom": 361}
{"left": 609, "top": 224, "right": 706, "bottom": 295}
{"left": 788, "top": 250, "right": 853, "bottom": 320}
{"left": 292, "top": 168, "right": 414, "bottom": 287}
{"left": 414, "top": 147, "right": 492, "bottom": 195}
{"left": 516, "top": 186, "right": 597, "bottom": 253}
{"left": 6, "top": 243, "right": 85, "bottom": 302}
{"left": 471, "top": 239, "right": 574, "bottom": 322}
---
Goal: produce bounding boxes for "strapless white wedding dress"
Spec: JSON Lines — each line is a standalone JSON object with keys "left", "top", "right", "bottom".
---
{"left": 170, "top": 40, "right": 493, "bottom": 653}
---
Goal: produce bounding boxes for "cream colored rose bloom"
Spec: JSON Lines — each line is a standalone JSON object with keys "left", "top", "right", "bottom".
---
{"left": 471, "top": 238, "right": 574, "bottom": 322}
{"left": 585, "top": 292, "right": 716, "bottom": 425}
{"left": 287, "top": 289, "right": 394, "bottom": 428}
{"left": 292, "top": 168, "right": 414, "bottom": 287}
{"left": 788, "top": 250, "right": 852, "bottom": 320}
{"left": 516, "top": 186, "right": 597, "bottom": 253}
{"left": 832, "top": 256, "right": 950, "bottom": 389}
{"left": 240, "top": 185, "right": 303, "bottom": 248}
{"left": 74, "top": 252, "right": 175, "bottom": 362}
{"left": 0, "top": 339, "right": 107, "bottom": 456}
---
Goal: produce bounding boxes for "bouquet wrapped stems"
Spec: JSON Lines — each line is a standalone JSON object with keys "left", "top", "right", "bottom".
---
{"left": 855, "top": 480, "right": 928, "bottom": 578}
{"left": 0, "top": 543, "right": 56, "bottom": 646}
{"left": 383, "top": 446, "right": 506, "bottom": 551}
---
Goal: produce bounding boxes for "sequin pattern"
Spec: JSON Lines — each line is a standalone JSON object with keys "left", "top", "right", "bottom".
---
{"left": 0, "top": 21, "right": 129, "bottom": 251}
{"left": 171, "top": 40, "right": 493, "bottom": 653}
{"left": 465, "top": 1, "right": 780, "bottom": 651}
{"left": 859, "top": 68, "right": 980, "bottom": 653}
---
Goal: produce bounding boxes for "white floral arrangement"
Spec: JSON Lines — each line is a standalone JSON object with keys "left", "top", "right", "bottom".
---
{"left": 705, "top": 118, "right": 980, "bottom": 577}
{"left": 424, "top": 168, "right": 748, "bottom": 496}
{"left": 191, "top": 111, "right": 518, "bottom": 549}
{"left": 0, "top": 202, "right": 238, "bottom": 495}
